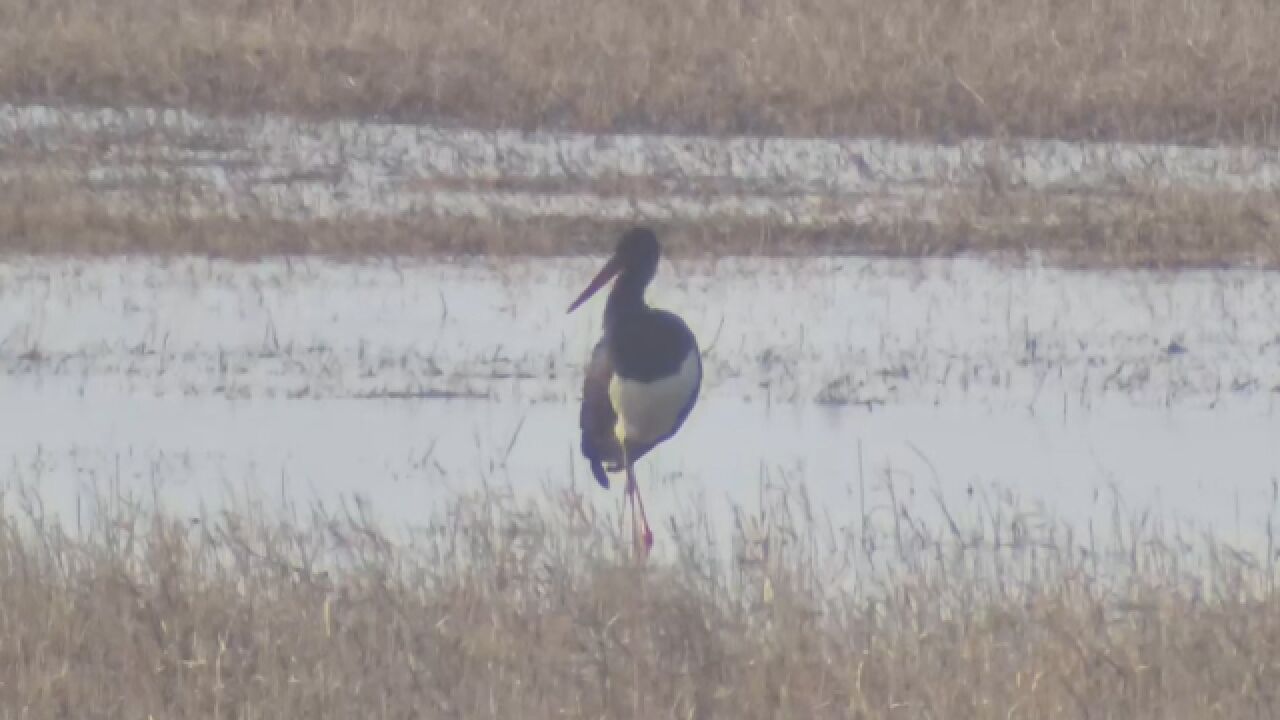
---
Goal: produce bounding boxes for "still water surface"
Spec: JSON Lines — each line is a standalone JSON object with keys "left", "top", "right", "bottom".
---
{"left": 3, "top": 255, "right": 1279, "bottom": 551}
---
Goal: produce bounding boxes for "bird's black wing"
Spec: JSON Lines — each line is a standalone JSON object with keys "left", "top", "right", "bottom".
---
{"left": 579, "top": 338, "right": 621, "bottom": 488}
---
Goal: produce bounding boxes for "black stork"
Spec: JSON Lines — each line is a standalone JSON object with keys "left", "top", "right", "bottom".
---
{"left": 567, "top": 227, "right": 702, "bottom": 555}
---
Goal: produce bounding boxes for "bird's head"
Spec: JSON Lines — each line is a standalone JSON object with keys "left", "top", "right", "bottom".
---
{"left": 567, "top": 227, "right": 661, "bottom": 313}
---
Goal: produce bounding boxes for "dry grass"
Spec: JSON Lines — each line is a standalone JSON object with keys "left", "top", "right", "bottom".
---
{"left": 4, "top": 105, "right": 1277, "bottom": 267}
{"left": 2, "top": 477, "right": 1279, "bottom": 718}
{"left": 5, "top": 2, "right": 1280, "bottom": 267}
{"left": 4, "top": 173, "right": 1279, "bottom": 269}
{"left": 3, "top": 0, "right": 1280, "bottom": 143}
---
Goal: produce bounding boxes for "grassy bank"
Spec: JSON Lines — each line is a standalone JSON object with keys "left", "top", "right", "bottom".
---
{"left": 1, "top": 479, "right": 1278, "bottom": 717}
{"left": 3, "top": 0, "right": 1279, "bottom": 144}
{"left": 4, "top": 174, "right": 1278, "bottom": 269}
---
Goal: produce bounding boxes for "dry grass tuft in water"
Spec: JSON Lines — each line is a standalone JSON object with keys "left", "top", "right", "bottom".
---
{"left": 2, "top": 0, "right": 1280, "bottom": 143}
{"left": 2, "top": 478, "right": 1280, "bottom": 717}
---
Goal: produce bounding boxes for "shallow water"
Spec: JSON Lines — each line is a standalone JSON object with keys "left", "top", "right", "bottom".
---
{"left": 3, "top": 103, "right": 1279, "bottom": 227}
{"left": 3, "top": 255, "right": 1280, "bottom": 553}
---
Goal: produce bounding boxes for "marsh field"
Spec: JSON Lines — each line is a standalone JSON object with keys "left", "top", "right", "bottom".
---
{"left": 5, "top": 1, "right": 1280, "bottom": 716}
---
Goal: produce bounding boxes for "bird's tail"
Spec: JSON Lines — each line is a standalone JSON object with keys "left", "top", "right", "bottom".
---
{"left": 589, "top": 458, "right": 610, "bottom": 489}
{"left": 581, "top": 432, "right": 613, "bottom": 489}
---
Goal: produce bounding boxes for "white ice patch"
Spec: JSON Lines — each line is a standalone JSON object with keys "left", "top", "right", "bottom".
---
{"left": 609, "top": 350, "right": 702, "bottom": 448}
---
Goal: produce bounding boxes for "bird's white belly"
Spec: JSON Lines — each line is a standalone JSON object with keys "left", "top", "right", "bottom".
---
{"left": 609, "top": 350, "right": 701, "bottom": 448}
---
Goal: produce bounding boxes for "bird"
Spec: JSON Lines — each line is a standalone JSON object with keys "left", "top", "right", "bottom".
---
{"left": 567, "top": 226, "right": 702, "bottom": 556}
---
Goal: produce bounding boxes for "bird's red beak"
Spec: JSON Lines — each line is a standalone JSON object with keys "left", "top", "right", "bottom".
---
{"left": 567, "top": 254, "right": 621, "bottom": 313}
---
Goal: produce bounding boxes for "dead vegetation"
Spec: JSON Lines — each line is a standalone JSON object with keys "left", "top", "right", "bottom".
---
{"left": 3, "top": 100, "right": 1277, "bottom": 267}
{"left": 2, "top": 477, "right": 1279, "bottom": 718}
{"left": 3, "top": 0, "right": 1280, "bottom": 143}
{"left": 4, "top": 1, "right": 1280, "bottom": 267}
{"left": 3, "top": 172, "right": 1279, "bottom": 269}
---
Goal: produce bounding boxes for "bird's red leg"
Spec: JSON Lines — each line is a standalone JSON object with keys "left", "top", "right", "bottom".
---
{"left": 624, "top": 468, "right": 640, "bottom": 550}
{"left": 624, "top": 462, "right": 653, "bottom": 556}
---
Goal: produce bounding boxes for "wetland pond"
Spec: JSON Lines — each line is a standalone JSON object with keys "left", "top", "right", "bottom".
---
{"left": 3, "top": 254, "right": 1280, "bottom": 554}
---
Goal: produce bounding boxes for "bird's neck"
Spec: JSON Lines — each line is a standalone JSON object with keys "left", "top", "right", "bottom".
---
{"left": 604, "top": 272, "right": 649, "bottom": 326}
